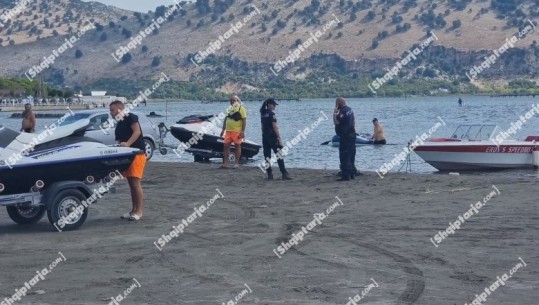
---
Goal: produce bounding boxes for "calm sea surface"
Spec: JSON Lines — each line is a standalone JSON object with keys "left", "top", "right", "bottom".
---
{"left": 2, "top": 96, "right": 539, "bottom": 176}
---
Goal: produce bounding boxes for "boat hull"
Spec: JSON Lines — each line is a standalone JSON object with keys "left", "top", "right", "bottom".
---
{"left": 170, "top": 126, "right": 261, "bottom": 159}
{"left": 331, "top": 134, "right": 375, "bottom": 147}
{"left": 0, "top": 152, "right": 140, "bottom": 195}
{"left": 414, "top": 143, "right": 537, "bottom": 171}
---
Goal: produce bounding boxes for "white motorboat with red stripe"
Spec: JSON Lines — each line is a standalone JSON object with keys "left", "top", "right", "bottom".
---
{"left": 413, "top": 124, "right": 539, "bottom": 171}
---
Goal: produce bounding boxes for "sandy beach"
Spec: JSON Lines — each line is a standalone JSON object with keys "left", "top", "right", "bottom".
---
{"left": 0, "top": 162, "right": 537, "bottom": 305}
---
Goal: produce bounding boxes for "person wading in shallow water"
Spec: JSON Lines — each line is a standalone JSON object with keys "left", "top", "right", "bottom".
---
{"left": 372, "top": 118, "right": 386, "bottom": 145}
{"left": 20, "top": 103, "right": 36, "bottom": 133}
{"left": 260, "top": 98, "right": 292, "bottom": 181}
{"left": 333, "top": 97, "right": 357, "bottom": 181}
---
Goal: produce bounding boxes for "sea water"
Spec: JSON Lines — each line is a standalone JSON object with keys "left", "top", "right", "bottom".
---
{"left": 2, "top": 96, "right": 539, "bottom": 174}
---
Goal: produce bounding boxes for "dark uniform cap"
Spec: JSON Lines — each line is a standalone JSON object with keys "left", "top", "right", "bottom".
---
{"left": 266, "top": 99, "right": 278, "bottom": 105}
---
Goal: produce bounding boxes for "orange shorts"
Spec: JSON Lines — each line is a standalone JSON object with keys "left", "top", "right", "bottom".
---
{"left": 122, "top": 154, "right": 146, "bottom": 179}
{"left": 224, "top": 131, "right": 243, "bottom": 145}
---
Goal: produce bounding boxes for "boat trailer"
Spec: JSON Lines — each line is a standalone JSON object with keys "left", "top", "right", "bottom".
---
{"left": 0, "top": 175, "right": 117, "bottom": 231}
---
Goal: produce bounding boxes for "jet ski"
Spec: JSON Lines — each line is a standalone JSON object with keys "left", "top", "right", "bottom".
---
{"left": 330, "top": 133, "right": 377, "bottom": 147}
{"left": 0, "top": 119, "right": 142, "bottom": 196}
{"left": 169, "top": 114, "right": 261, "bottom": 160}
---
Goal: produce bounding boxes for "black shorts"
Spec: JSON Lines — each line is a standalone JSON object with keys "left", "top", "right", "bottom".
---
{"left": 373, "top": 139, "right": 386, "bottom": 145}
{"left": 23, "top": 128, "right": 33, "bottom": 133}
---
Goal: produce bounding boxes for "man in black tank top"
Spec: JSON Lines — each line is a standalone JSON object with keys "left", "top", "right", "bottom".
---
{"left": 110, "top": 100, "right": 146, "bottom": 221}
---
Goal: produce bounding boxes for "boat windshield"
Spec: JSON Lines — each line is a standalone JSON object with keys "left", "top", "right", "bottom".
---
{"left": 0, "top": 126, "right": 20, "bottom": 148}
{"left": 450, "top": 125, "right": 499, "bottom": 141}
{"left": 58, "top": 113, "right": 91, "bottom": 126}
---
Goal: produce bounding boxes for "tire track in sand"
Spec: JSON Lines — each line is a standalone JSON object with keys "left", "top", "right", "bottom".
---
{"left": 273, "top": 225, "right": 425, "bottom": 304}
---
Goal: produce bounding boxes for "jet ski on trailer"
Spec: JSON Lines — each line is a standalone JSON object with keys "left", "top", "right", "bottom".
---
{"left": 167, "top": 115, "right": 261, "bottom": 162}
{"left": 0, "top": 119, "right": 142, "bottom": 230}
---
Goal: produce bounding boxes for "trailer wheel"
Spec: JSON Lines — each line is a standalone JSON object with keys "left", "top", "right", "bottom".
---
{"left": 228, "top": 153, "right": 236, "bottom": 164}
{"left": 6, "top": 205, "right": 46, "bottom": 224}
{"left": 194, "top": 154, "right": 204, "bottom": 162}
{"left": 47, "top": 189, "right": 88, "bottom": 231}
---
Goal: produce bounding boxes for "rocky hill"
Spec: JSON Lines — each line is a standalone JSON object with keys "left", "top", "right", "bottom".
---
{"left": 0, "top": 0, "right": 129, "bottom": 45}
{"left": 0, "top": 0, "right": 538, "bottom": 98}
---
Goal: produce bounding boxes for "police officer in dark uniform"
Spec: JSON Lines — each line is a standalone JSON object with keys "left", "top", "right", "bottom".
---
{"left": 260, "top": 98, "right": 292, "bottom": 181}
{"left": 333, "top": 97, "right": 356, "bottom": 181}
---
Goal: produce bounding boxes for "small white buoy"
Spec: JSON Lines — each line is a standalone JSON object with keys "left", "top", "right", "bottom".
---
{"left": 448, "top": 172, "right": 460, "bottom": 176}
{"left": 533, "top": 150, "right": 539, "bottom": 169}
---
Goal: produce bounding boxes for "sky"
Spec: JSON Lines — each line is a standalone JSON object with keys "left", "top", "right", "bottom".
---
{"left": 81, "top": 0, "right": 185, "bottom": 13}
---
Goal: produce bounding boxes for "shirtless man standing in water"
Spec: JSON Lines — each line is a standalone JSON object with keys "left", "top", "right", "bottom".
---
{"left": 21, "top": 103, "right": 36, "bottom": 133}
{"left": 372, "top": 118, "right": 386, "bottom": 145}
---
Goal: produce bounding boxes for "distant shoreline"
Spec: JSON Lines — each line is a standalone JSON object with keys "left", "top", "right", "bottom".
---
{"left": 149, "top": 94, "right": 539, "bottom": 104}
{"left": 1, "top": 94, "right": 538, "bottom": 113}
{"left": 0, "top": 104, "right": 104, "bottom": 113}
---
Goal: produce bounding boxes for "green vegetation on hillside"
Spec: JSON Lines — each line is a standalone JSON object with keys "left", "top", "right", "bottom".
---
{"left": 87, "top": 76, "right": 538, "bottom": 101}
{"left": 0, "top": 77, "right": 70, "bottom": 97}
{"left": 2, "top": 75, "right": 537, "bottom": 101}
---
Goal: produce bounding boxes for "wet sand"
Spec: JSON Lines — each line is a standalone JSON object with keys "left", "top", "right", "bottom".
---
{"left": 0, "top": 162, "right": 537, "bottom": 305}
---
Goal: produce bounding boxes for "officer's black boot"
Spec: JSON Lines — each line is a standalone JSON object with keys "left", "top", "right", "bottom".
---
{"left": 337, "top": 172, "right": 351, "bottom": 181}
{"left": 282, "top": 172, "right": 292, "bottom": 180}
{"left": 267, "top": 172, "right": 274, "bottom": 180}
